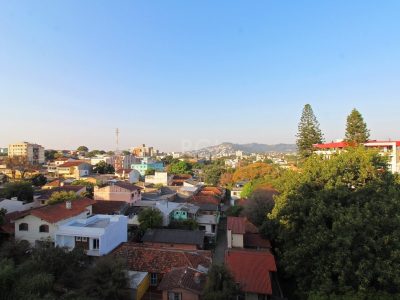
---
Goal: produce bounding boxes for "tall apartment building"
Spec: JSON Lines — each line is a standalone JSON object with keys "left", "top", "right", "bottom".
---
{"left": 8, "top": 142, "right": 45, "bottom": 164}
{"left": 131, "top": 144, "right": 157, "bottom": 157}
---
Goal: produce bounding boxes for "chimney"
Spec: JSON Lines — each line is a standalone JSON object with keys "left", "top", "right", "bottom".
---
{"left": 66, "top": 201, "right": 72, "bottom": 209}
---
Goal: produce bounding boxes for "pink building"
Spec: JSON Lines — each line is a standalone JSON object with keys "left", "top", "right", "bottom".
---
{"left": 94, "top": 182, "right": 141, "bottom": 205}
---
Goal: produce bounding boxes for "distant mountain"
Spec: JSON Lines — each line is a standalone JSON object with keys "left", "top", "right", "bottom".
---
{"left": 186, "top": 142, "right": 297, "bottom": 157}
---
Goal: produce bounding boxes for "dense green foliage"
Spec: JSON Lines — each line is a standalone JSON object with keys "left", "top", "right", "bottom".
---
{"left": 47, "top": 191, "right": 80, "bottom": 205}
{"left": 243, "top": 188, "right": 276, "bottom": 226}
{"left": 93, "top": 161, "right": 115, "bottom": 174}
{"left": 265, "top": 148, "right": 400, "bottom": 299}
{"left": 203, "top": 264, "right": 239, "bottom": 300}
{"left": 1, "top": 181, "right": 34, "bottom": 202}
{"left": 167, "top": 161, "right": 193, "bottom": 174}
{"left": 168, "top": 219, "right": 199, "bottom": 230}
{"left": 0, "top": 241, "right": 127, "bottom": 300}
{"left": 76, "top": 146, "right": 89, "bottom": 152}
{"left": 71, "top": 180, "right": 94, "bottom": 198}
{"left": 31, "top": 174, "right": 47, "bottom": 186}
{"left": 45, "top": 150, "right": 57, "bottom": 160}
{"left": 345, "top": 108, "right": 370, "bottom": 144}
{"left": 296, "top": 104, "right": 324, "bottom": 159}
{"left": 138, "top": 208, "right": 163, "bottom": 232}
{"left": 226, "top": 205, "right": 243, "bottom": 217}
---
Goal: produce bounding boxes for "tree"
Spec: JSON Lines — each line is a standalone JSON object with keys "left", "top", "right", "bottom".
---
{"left": 44, "top": 150, "right": 57, "bottom": 161}
{"left": 77, "top": 146, "right": 89, "bottom": 152}
{"left": 267, "top": 147, "right": 400, "bottom": 298}
{"left": 2, "top": 181, "right": 34, "bottom": 202}
{"left": 204, "top": 164, "right": 225, "bottom": 186}
{"left": 226, "top": 205, "right": 243, "bottom": 217}
{"left": 82, "top": 256, "right": 127, "bottom": 300}
{"left": 106, "top": 151, "right": 115, "bottom": 156}
{"left": 71, "top": 180, "right": 94, "bottom": 198}
{"left": 243, "top": 187, "right": 276, "bottom": 226}
{"left": 31, "top": 174, "right": 47, "bottom": 187}
{"left": 5, "top": 156, "right": 36, "bottom": 179}
{"left": 144, "top": 168, "right": 155, "bottom": 176}
{"left": 167, "top": 161, "right": 192, "bottom": 175}
{"left": 47, "top": 191, "right": 79, "bottom": 205}
{"left": 168, "top": 219, "right": 199, "bottom": 230}
{"left": 138, "top": 208, "right": 163, "bottom": 232}
{"left": 203, "top": 264, "right": 238, "bottom": 300}
{"left": 93, "top": 161, "right": 115, "bottom": 174}
{"left": 345, "top": 108, "right": 370, "bottom": 144}
{"left": 122, "top": 150, "right": 130, "bottom": 156}
{"left": 296, "top": 104, "right": 323, "bottom": 159}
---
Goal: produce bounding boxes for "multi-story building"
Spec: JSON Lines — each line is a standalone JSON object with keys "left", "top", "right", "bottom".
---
{"left": 94, "top": 181, "right": 142, "bottom": 205}
{"left": 314, "top": 140, "right": 400, "bottom": 173}
{"left": 8, "top": 142, "right": 45, "bottom": 164}
{"left": 131, "top": 144, "right": 157, "bottom": 157}
{"left": 131, "top": 157, "right": 164, "bottom": 176}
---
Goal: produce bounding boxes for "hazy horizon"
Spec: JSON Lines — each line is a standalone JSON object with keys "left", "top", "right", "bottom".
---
{"left": 1, "top": 1, "right": 400, "bottom": 152}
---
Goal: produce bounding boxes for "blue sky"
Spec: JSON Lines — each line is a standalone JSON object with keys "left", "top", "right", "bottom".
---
{"left": 1, "top": 1, "right": 399, "bottom": 152}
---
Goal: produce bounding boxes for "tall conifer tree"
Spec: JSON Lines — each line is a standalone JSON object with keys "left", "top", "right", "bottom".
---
{"left": 345, "top": 108, "right": 370, "bottom": 144}
{"left": 296, "top": 104, "right": 323, "bottom": 159}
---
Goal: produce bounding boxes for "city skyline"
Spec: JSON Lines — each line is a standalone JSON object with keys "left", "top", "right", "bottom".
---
{"left": 1, "top": 1, "right": 400, "bottom": 151}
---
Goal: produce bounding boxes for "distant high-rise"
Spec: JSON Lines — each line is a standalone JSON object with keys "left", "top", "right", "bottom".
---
{"left": 131, "top": 144, "right": 156, "bottom": 157}
{"left": 8, "top": 142, "right": 45, "bottom": 164}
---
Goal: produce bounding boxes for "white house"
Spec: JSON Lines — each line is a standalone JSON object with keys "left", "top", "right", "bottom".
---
{"left": 55, "top": 214, "right": 128, "bottom": 256}
{"left": 14, "top": 198, "right": 95, "bottom": 246}
{"left": 145, "top": 171, "right": 173, "bottom": 186}
{"left": 0, "top": 198, "right": 35, "bottom": 213}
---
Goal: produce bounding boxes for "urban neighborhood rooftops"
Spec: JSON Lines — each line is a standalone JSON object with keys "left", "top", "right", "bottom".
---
{"left": 142, "top": 229, "right": 205, "bottom": 247}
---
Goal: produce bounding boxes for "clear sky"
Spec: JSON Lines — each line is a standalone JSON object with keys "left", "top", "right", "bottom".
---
{"left": 1, "top": 1, "right": 400, "bottom": 152}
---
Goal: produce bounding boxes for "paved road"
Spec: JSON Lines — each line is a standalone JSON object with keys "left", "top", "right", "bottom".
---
{"left": 213, "top": 217, "right": 227, "bottom": 264}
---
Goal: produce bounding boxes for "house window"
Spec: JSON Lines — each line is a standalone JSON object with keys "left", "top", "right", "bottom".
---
{"left": 257, "top": 294, "right": 266, "bottom": 300}
{"left": 168, "top": 292, "right": 181, "bottom": 300}
{"left": 150, "top": 273, "right": 158, "bottom": 286}
{"left": 92, "top": 238, "right": 99, "bottom": 250}
{"left": 19, "top": 223, "right": 28, "bottom": 231}
{"left": 39, "top": 224, "right": 49, "bottom": 233}
{"left": 82, "top": 237, "right": 87, "bottom": 242}
{"left": 199, "top": 225, "right": 206, "bottom": 231}
{"left": 76, "top": 236, "right": 82, "bottom": 241}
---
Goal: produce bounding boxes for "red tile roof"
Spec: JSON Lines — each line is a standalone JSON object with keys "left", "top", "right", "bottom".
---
{"left": 227, "top": 217, "right": 246, "bottom": 234}
{"left": 158, "top": 267, "right": 206, "bottom": 295}
{"left": 112, "top": 243, "right": 212, "bottom": 274}
{"left": 58, "top": 161, "right": 90, "bottom": 168}
{"left": 191, "top": 195, "right": 220, "bottom": 206}
{"left": 115, "top": 168, "right": 133, "bottom": 174}
{"left": 201, "top": 186, "right": 224, "bottom": 196}
{"left": 313, "top": 142, "right": 350, "bottom": 149}
{"left": 16, "top": 198, "right": 95, "bottom": 224}
{"left": 225, "top": 249, "right": 276, "bottom": 295}
{"left": 92, "top": 200, "right": 128, "bottom": 215}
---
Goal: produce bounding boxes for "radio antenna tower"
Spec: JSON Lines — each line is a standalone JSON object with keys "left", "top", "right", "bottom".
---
{"left": 114, "top": 128, "right": 123, "bottom": 171}
{"left": 115, "top": 128, "right": 120, "bottom": 154}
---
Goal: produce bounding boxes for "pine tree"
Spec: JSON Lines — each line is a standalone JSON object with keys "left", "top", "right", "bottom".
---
{"left": 296, "top": 104, "right": 323, "bottom": 159}
{"left": 345, "top": 108, "right": 370, "bottom": 144}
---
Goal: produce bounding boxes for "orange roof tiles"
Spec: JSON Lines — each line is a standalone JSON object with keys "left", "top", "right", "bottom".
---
{"left": 225, "top": 249, "right": 276, "bottom": 295}
{"left": 227, "top": 217, "right": 246, "bottom": 234}
{"left": 58, "top": 161, "right": 89, "bottom": 168}
{"left": 18, "top": 198, "right": 95, "bottom": 224}
{"left": 112, "top": 243, "right": 212, "bottom": 274}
